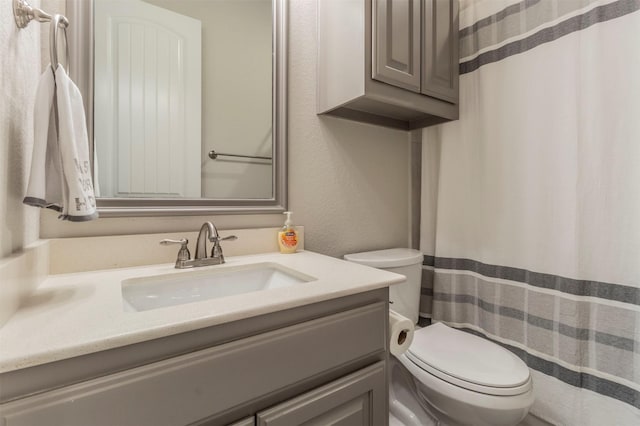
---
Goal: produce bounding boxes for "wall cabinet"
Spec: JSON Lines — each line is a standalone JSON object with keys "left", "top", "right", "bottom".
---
{"left": 318, "top": 0, "right": 459, "bottom": 130}
{"left": 0, "top": 290, "right": 389, "bottom": 426}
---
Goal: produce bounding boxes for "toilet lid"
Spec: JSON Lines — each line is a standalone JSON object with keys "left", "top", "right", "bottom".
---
{"left": 407, "top": 322, "right": 531, "bottom": 394}
{"left": 343, "top": 248, "right": 423, "bottom": 268}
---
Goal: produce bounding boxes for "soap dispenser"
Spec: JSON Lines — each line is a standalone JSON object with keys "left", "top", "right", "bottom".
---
{"left": 278, "top": 211, "right": 298, "bottom": 254}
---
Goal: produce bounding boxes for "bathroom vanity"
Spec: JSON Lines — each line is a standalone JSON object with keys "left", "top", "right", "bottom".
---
{"left": 0, "top": 249, "right": 402, "bottom": 425}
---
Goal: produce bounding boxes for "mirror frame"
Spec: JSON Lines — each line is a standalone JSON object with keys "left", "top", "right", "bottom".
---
{"left": 66, "top": 0, "right": 288, "bottom": 217}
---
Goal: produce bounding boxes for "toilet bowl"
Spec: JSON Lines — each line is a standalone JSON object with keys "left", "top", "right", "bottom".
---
{"left": 344, "top": 248, "right": 534, "bottom": 426}
{"left": 397, "top": 322, "right": 534, "bottom": 426}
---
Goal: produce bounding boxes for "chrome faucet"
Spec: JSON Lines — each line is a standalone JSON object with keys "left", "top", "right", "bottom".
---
{"left": 160, "top": 221, "right": 237, "bottom": 269}
{"left": 195, "top": 221, "right": 216, "bottom": 260}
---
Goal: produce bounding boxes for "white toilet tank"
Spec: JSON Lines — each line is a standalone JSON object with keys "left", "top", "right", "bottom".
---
{"left": 344, "top": 248, "right": 423, "bottom": 324}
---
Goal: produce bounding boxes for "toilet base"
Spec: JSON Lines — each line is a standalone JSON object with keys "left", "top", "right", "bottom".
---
{"left": 390, "top": 355, "right": 533, "bottom": 426}
{"left": 413, "top": 377, "right": 532, "bottom": 426}
{"left": 389, "top": 357, "right": 441, "bottom": 426}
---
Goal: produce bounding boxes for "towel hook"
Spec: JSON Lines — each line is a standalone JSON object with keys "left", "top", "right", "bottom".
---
{"left": 50, "top": 14, "right": 70, "bottom": 72}
{"left": 13, "top": 0, "right": 69, "bottom": 29}
{"left": 13, "top": 0, "right": 70, "bottom": 72}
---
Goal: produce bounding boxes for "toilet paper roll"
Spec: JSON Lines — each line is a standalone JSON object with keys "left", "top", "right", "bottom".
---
{"left": 389, "top": 309, "right": 414, "bottom": 356}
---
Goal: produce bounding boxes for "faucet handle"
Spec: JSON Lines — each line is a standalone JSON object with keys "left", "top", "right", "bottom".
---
{"left": 160, "top": 238, "right": 188, "bottom": 246}
{"left": 160, "top": 238, "right": 191, "bottom": 265}
{"left": 210, "top": 235, "right": 237, "bottom": 261}
{"left": 210, "top": 235, "right": 238, "bottom": 244}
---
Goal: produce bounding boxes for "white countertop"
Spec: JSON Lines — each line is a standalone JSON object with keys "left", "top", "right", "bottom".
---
{"left": 0, "top": 250, "right": 403, "bottom": 373}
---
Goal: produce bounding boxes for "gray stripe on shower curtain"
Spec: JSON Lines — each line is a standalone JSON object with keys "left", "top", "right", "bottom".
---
{"left": 459, "top": 0, "right": 640, "bottom": 74}
{"left": 457, "top": 326, "right": 640, "bottom": 408}
{"left": 458, "top": 0, "right": 605, "bottom": 58}
{"left": 425, "top": 255, "right": 640, "bottom": 305}
{"left": 434, "top": 291, "right": 639, "bottom": 354}
{"left": 419, "top": 267, "right": 434, "bottom": 317}
{"left": 430, "top": 263, "right": 640, "bottom": 409}
{"left": 459, "top": 0, "right": 542, "bottom": 41}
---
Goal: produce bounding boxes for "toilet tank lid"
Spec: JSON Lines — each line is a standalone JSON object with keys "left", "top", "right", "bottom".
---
{"left": 343, "top": 248, "right": 423, "bottom": 268}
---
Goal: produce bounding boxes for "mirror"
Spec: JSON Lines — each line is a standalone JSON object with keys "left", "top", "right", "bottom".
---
{"left": 67, "top": 0, "right": 287, "bottom": 216}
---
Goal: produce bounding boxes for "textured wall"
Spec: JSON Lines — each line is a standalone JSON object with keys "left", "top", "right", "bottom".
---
{"left": 287, "top": 0, "right": 410, "bottom": 256}
{"left": 0, "top": 0, "right": 42, "bottom": 258}
{"left": 38, "top": 0, "right": 411, "bottom": 258}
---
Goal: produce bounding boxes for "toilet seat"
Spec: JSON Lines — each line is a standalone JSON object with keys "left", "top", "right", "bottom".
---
{"left": 405, "top": 323, "right": 532, "bottom": 396}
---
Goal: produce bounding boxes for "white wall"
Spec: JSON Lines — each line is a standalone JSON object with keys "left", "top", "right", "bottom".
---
{"left": 0, "top": 0, "right": 42, "bottom": 259}
{"left": 31, "top": 0, "right": 411, "bottom": 258}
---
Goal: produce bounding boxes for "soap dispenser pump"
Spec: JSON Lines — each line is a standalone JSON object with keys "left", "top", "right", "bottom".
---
{"left": 278, "top": 211, "right": 298, "bottom": 254}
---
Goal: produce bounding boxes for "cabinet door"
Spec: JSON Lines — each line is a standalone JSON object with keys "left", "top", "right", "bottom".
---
{"left": 256, "top": 362, "right": 387, "bottom": 426}
{"left": 373, "top": 0, "right": 422, "bottom": 92}
{"left": 227, "top": 417, "right": 256, "bottom": 426}
{"left": 421, "top": 0, "right": 459, "bottom": 103}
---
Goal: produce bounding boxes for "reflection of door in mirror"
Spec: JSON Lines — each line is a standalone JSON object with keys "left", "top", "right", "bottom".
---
{"left": 94, "top": 0, "right": 273, "bottom": 201}
{"left": 95, "top": 0, "right": 202, "bottom": 198}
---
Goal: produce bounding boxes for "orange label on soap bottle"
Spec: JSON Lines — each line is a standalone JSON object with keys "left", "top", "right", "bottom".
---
{"left": 281, "top": 231, "right": 297, "bottom": 248}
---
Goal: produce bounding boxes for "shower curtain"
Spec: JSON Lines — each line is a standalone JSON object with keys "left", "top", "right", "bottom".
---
{"left": 420, "top": 0, "right": 640, "bottom": 424}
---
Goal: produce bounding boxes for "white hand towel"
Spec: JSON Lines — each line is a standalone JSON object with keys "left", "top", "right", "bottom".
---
{"left": 23, "top": 68, "right": 65, "bottom": 212}
{"left": 23, "top": 65, "right": 98, "bottom": 221}
{"left": 54, "top": 65, "right": 98, "bottom": 221}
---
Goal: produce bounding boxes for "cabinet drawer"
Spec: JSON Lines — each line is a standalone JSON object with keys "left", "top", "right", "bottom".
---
{"left": 0, "top": 302, "right": 386, "bottom": 426}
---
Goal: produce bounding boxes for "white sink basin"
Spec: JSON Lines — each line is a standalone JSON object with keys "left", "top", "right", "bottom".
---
{"left": 122, "top": 262, "right": 316, "bottom": 312}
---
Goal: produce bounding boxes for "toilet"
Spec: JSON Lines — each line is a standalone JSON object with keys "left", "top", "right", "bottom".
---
{"left": 344, "top": 249, "right": 534, "bottom": 426}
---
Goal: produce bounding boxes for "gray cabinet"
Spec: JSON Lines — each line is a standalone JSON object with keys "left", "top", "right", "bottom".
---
{"left": 0, "top": 290, "right": 389, "bottom": 426}
{"left": 373, "top": 0, "right": 422, "bottom": 93}
{"left": 421, "top": 0, "right": 459, "bottom": 103}
{"left": 229, "top": 417, "right": 256, "bottom": 426}
{"left": 318, "top": 0, "right": 459, "bottom": 130}
{"left": 257, "top": 362, "right": 386, "bottom": 426}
